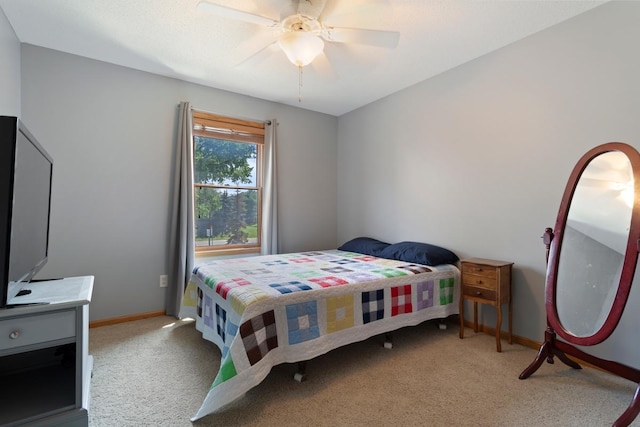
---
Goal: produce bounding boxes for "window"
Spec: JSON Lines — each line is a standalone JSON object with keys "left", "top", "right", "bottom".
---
{"left": 192, "top": 111, "right": 264, "bottom": 257}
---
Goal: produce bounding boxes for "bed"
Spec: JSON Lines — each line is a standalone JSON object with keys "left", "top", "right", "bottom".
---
{"left": 179, "top": 238, "right": 460, "bottom": 421}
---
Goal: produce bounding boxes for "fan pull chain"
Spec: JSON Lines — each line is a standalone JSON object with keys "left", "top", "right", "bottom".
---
{"left": 298, "top": 65, "right": 303, "bottom": 103}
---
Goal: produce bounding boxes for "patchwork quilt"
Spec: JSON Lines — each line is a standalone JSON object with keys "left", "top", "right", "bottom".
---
{"left": 179, "top": 249, "right": 460, "bottom": 421}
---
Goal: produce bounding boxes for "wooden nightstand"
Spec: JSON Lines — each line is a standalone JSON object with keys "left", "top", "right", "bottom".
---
{"left": 458, "top": 258, "right": 513, "bottom": 352}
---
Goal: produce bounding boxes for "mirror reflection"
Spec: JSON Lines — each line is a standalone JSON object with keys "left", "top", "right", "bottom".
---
{"left": 556, "top": 151, "right": 633, "bottom": 337}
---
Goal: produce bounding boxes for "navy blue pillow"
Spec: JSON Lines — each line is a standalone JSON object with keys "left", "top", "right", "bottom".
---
{"left": 379, "top": 241, "right": 458, "bottom": 266}
{"left": 338, "top": 237, "right": 390, "bottom": 256}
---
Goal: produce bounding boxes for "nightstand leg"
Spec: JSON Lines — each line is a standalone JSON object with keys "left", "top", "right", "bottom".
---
{"left": 496, "top": 305, "right": 502, "bottom": 352}
{"left": 473, "top": 301, "right": 478, "bottom": 332}
{"left": 509, "top": 299, "right": 513, "bottom": 345}
{"left": 459, "top": 296, "right": 464, "bottom": 339}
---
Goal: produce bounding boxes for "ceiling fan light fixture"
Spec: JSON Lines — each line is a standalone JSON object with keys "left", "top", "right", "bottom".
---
{"left": 278, "top": 31, "right": 324, "bottom": 67}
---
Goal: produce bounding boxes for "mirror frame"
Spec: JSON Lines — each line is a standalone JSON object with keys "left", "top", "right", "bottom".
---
{"left": 546, "top": 142, "right": 640, "bottom": 346}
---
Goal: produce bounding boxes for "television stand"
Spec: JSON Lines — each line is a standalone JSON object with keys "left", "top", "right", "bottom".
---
{"left": 0, "top": 276, "right": 94, "bottom": 426}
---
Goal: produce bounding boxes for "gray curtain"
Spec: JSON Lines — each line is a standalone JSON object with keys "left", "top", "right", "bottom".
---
{"left": 166, "top": 101, "right": 195, "bottom": 316}
{"left": 261, "top": 120, "right": 279, "bottom": 255}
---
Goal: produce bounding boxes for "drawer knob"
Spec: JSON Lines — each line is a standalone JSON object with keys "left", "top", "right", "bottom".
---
{"left": 475, "top": 291, "right": 482, "bottom": 296}
{"left": 9, "top": 330, "right": 20, "bottom": 339}
{"left": 476, "top": 280, "right": 483, "bottom": 285}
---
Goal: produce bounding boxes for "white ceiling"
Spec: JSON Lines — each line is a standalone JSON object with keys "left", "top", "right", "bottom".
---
{"left": 0, "top": 0, "right": 607, "bottom": 116}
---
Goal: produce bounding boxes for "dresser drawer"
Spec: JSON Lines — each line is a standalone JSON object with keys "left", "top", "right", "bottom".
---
{"left": 0, "top": 310, "right": 76, "bottom": 351}
{"left": 462, "top": 263, "right": 497, "bottom": 278}
{"left": 462, "top": 273, "right": 497, "bottom": 289}
{"left": 462, "top": 285, "right": 497, "bottom": 302}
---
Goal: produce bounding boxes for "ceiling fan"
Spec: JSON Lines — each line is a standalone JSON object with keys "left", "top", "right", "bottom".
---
{"left": 196, "top": 0, "right": 400, "bottom": 69}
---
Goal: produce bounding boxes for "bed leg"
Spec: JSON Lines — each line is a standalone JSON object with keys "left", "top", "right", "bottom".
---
{"left": 384, "top": 333, "right": 393, "bottom": 349}
{"left": 294, "top": 361, "right": 307, "bottom": 382}
{"left": 438, "top": 319, "right": 447, "bottom": 330}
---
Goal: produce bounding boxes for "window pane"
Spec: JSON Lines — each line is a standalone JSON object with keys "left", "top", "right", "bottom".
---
{"left": 194, "top": 136, "right": 257, "bottom": 186}
{"left": 195, "top": 187, "right": 259, "bottom": 247}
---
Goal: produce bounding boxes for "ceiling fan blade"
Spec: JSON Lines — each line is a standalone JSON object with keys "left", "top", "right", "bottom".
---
{"left": 236, "top": 39, "right": 280, "bottom": 68}
{"left": 297, "top": 0, "right": 328, "bottom": 19}
{"left": 310, "top": 51, "right": 338, "bottom": 80}
{"left": 197, "top": 1, "right": 279, "bottom": 27}
{"left": 322, "top": 27, "right": 399, "bottom": 49}
{"left": 320, "top": 1, "right": 389, "bottom": 27}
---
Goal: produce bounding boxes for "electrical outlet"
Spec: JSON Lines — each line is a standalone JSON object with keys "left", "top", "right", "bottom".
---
{"left": 159, "top": 274, "right": 168, "bottom": 288}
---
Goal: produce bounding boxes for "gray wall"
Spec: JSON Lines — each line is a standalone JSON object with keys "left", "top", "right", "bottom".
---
{"left": 20, "top": 45, "right": 338, "bottom": 321}
{"left": 0, "top": 7, "right": 19, "bottom": 115}
{"left": 337, "top": 1, "right": 640, "bottom": 365}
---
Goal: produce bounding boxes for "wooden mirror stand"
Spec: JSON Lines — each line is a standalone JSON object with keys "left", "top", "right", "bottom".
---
{"left": 519, "top": 143, "right": 640, "bottom": 427}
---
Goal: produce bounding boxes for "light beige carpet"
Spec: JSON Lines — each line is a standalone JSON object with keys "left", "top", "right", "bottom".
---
{"left": 88, "top": 316, "right": 639, "bottom": 426}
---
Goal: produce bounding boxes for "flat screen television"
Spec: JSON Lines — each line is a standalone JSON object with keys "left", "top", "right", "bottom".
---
{"left": 0, "top": 116, "right": 53, "bottom": 309}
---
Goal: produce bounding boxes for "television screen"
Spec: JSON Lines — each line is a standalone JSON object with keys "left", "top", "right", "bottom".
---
{"left": 0, "top": 116, "right": 53, "bottom": 308}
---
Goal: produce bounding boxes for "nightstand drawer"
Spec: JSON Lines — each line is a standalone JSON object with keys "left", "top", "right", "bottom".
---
{"left": 463, "top": 285, "right": 496, "bottom": 301}
{"left": 462, "top": 274, "right": 497, "bottom": 289}
{"left": 0, "top": 310, "right": 76, "bottom": 351}
{"left": 462, "top": 263, "right": 497, "bottom": 278}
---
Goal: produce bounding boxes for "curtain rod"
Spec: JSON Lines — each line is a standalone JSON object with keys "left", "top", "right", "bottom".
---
{"left": 180, "top": 105, "right": 272, "bottom": 126}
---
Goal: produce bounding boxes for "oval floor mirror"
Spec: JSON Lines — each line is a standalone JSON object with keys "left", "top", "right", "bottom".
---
{"left": 520, "top": 142, "right": 640, "bottom": 427}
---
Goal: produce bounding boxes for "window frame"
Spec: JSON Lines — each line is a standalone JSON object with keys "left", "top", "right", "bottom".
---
{"left": 192, "top": 111, "right": 265, "bottom": 258}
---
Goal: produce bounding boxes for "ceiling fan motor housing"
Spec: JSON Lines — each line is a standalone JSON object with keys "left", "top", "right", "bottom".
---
{"left": 281, "top": 14, "right": 322, "bottom": 35}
